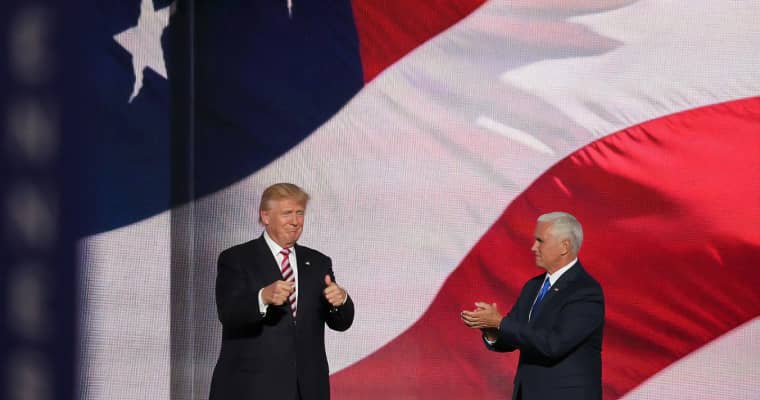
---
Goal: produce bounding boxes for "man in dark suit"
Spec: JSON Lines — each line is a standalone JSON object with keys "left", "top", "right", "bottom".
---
{"left": 461, "top": 212, "right": 604, "bottom": 400}
{"left": 210, "top": 183, "right": 355, "bottom": 400}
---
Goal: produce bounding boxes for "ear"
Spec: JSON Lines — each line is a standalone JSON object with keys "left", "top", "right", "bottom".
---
{"left": 560, "top": 239, "right": 571, "bottom": 255}
{"left": 260, "top": 209, "right": 270, "bottom": 225}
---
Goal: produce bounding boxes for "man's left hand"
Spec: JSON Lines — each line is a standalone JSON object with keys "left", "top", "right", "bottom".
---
{"left": 461, "top": 302, "right": 502, "bottom": 329}
{"left": 324, "top": 275, "right": 347, "bottom": 307}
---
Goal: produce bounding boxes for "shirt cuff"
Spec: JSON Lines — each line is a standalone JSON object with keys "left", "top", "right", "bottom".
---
{"left": 257, "top": 288, "right": 268, "bottom": 315}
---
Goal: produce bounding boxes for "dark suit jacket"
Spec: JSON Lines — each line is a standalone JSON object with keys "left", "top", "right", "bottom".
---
{"left": 209, "top": 236, "right": 355, "bottom": 400}
{"left": 486, "top": 261, "right": 604, "bottom": 400}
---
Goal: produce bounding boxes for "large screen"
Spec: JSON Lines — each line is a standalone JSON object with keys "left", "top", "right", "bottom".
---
{"left": 78, "top": 1, "right": 760, "bottom": 399}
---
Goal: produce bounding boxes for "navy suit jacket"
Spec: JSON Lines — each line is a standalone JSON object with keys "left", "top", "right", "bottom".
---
{"left": 209, "top": 236, "right": 354, "bottom": 400}
{"left": 486, "top": 262, "right": 604, "bottom": 400}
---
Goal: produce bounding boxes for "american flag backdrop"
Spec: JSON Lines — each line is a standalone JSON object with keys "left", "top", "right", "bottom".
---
{"left": 78, "top": 1, "right": 760, "bottom": 399}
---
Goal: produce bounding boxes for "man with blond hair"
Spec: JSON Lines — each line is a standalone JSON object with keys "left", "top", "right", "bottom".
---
{"left": 210, "top": 183, "right": 355, "bottom": 400}
{"left": 461, "top": 212, "right": 604, "bottom": 400}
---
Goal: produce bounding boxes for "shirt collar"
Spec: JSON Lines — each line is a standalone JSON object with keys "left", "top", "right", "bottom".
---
{"left": 546, "top": 258, "right": 577, "bottom": 286}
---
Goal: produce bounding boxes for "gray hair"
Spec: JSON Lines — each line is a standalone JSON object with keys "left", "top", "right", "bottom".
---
{"left": 537, "top": 212, "right": 583, "bottom": 253}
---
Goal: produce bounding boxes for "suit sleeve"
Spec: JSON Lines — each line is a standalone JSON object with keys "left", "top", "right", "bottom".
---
{"left": 324, "top": 259, "right": 355, "bottom": 332}
{"left": 496, "top": 283, "right": 604, "bottom": 360}
{"left": 215, "top": 249, "right": 264, "bottom": 328}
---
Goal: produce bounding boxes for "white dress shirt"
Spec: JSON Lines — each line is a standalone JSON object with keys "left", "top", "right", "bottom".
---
{"left": 257, "top": 231, "right": 299, "bottom": 315}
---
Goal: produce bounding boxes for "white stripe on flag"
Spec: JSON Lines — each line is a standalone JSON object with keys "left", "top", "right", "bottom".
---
{"left": 622, "top": 317, "right": 760, "bottom": 399}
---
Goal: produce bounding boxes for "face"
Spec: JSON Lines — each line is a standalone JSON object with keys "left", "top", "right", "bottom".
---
{"left": 531, "top": 221, "right": 569, "bottom": 273}
{"left": 260, "top": 197, "right": 305, "bottom": 248}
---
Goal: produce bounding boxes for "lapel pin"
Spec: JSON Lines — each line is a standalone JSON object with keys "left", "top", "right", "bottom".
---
{"left": 552, "top": 287, "right": 559, "bottom": 292}
{"left": 304, "top": 261, "right": 310, "bottom": 266}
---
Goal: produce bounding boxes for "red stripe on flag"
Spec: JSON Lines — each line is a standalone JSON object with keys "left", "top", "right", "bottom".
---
{"left": 331, "top": 96, "right": 760, "bottom": 399}
{"left": 349, "top": 1, "right": 635, "bottom": 83}
{"left": 350, "top": 0, "right": 486, "bottom": 82}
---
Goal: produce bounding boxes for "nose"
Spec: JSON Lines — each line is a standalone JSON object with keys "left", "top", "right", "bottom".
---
{"left": 289, "top": 214, "right": 300, "bottom": 225}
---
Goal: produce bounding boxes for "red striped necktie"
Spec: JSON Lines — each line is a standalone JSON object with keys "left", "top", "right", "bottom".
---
{"left": 280, "top": 248, "right": 297, "bottom": 318}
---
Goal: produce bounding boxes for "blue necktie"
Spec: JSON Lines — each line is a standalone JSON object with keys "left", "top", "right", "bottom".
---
{"left": 530, "top": 277, "right": 551, "bottom": 319}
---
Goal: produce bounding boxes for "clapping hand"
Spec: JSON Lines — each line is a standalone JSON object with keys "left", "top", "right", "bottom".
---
{"left": 461, "top": 302, "right": 502, "bottom": 329}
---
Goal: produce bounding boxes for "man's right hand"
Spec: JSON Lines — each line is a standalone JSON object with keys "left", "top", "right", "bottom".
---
{"left": 261, "top": 280, "right": 295, "bottom": 305}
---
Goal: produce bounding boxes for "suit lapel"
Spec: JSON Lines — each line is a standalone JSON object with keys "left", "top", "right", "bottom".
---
{"left": 251, "top": 235, "right": 283, "bottom": 284}
{"left": 293, "top": 244, "right": 318, "bottom": 320}
{"left": 534, "top": 261, "right": 584, "bottom": 315}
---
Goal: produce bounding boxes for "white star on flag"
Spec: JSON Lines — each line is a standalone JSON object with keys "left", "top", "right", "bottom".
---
{"left": 114, "top": 0, "right": 174, "bottom": 103}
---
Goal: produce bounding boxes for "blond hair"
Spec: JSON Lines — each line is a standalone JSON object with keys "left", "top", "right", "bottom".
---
{"left": 258, "top": 183, "right": 310, "bottom": 222}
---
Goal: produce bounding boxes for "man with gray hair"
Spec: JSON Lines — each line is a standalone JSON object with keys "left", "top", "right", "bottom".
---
{"left": 461, "top": 211, "right": 604, "bottom": 400}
